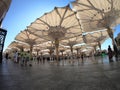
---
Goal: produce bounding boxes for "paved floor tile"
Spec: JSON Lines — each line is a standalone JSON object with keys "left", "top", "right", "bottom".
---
{"left": 0, "top": 55, "right": 120, "bottom": 90}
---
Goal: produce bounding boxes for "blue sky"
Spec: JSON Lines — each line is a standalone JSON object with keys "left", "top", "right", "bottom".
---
{"left": 2, "top": 0, "right": 120, "bottom": 51}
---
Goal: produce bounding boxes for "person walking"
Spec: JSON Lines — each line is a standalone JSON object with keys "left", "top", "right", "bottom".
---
{"left": 20, "top": 49, "right": 26, "bottom": 66}
{"left": 5, "top": 52, "right": 9, "bottom": 60}
{"left": 81, "top": 53, "right": 84, "bottom": 63}
{"left": 14, "top": 51, "right": 18, "bottom": 63}
{"left": 25, "top": 50, "right": 32, "bottom": 66}
{"left": 108, "top": 45, "right": 113, "bottom": 62}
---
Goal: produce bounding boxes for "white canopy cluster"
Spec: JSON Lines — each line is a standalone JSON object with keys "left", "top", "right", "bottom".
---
{"left": 5, "top": 0, "right": 120, "bottom": 58}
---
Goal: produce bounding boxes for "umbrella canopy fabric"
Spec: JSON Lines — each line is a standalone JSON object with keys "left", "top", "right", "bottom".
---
{"left": 15, "top": 29, "right": 47, "bottom": 46}
{"left": 27, "top": 5, "right": 82, "bottom": 41}
{"left": 72, "top": 0, "right": 120, "bottom": 32}
{"left": 61, "top": 35, "right": 84, "bottom": 47}
{"left": 33, "top": 44, "right": 47, "bottom": 51}
{"left": 83, "top": 30, "right": 109, "bottom": 44}
{"left": 7, "top": 41, "right": 30, "bottom": 50}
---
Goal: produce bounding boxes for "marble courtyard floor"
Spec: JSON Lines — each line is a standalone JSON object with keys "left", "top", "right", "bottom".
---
{"left": 0, "top": 55, "right": 120, "bottom": 90}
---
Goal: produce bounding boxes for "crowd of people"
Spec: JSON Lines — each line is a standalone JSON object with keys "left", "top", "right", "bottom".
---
{"left": 3, "top": 45, "right": 120, "bottom": 66}
{"left": 4, "top": 49, "right": 32, "bottom": 66}
{"left": 3, "top": 50, "right": 87, "bottom": 66}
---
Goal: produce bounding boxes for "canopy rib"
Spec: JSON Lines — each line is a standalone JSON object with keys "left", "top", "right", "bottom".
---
{"left": 37, "top": 18, "right": 50, "bottom": 27}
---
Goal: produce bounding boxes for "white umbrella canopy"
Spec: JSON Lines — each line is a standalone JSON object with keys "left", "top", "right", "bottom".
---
{"left": 32, "top": 44, "right": 47, "bottom": 55}
{"left": 83, "top": 30, "right": 109, "bottom": 44}
{"left": 60, "top": 35, "right": 84, "bottom": 56}
{"left": 83, "top": 30, "right": 109, "bottom": 50}
{"left": 64, "top": 49, "right": 76, "bottom": 55}
{"left": 33, "top": 44, "right": 47, "bottom": 52}
{"left": 27, "top": 5, "right": 83, "bottom": 65}
{"left": 86, "top": 42, "right": 98, "bottom": 48}
{"left": 15, "top": 29, "right": 48, "bottom": 54}
{"left": 7, "top": 41, "right": 30, "bottom": 51}
{"left": 80, "top": 44, "right": 94, "bottom": 55}
{"left": 27, "top": 5, "right": 82, "bottom": 41}
{"left": 33, "top": 41, "right": 53, "bottom": 50}
{"left": 72, "top": 0, "right": 120, "bottom": 32}
{"left": 61, "top": 35, "right": 84, "bottom": 47}
{"left": 72, "top": 42, "right": 98, "bottom": 55}
{"left": 15, "top": 29, "right": 47, "bottom": 46}
{"left": 33, "top": 41, "right": 56, "bottom": 55}
{"left": 59, "top": 45, "right": 66, "bottom": 51}
{"left": 6, "top": 47, "right": 19, "bottom": 53}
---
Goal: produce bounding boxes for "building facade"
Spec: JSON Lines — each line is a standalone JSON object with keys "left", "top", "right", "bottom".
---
{"left": 0, "top": 0, "right": 12, "bottom": 63}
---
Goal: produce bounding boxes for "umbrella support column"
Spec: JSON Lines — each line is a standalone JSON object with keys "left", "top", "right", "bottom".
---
{"left": 62, "top": 51, "right": 64, "bottom": 66}
{"left": 49, "top": 49, "right": 52, "bottom": 62}
{"left": 60, "top": 50, "right": 64, "bottom": 66}
{"left": 107, "top": 27, "right": 118, "bottom": 61}
{"left": 112, "top": 38, "right": 119, "bottom": 61}
{"left": 55, "top": 39, "right": 59, "bottom": 66}
{"left": 76, "top": 48, "right": 80, "bottom": 65}
{"left": 70, "top": 46, "right": 74, "bottom": 65}
{"left": 98, "top": 41, "right": 101, "bottom": 52}
{"left": 30, "top": 45, "right": 33, "bottom": 57}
